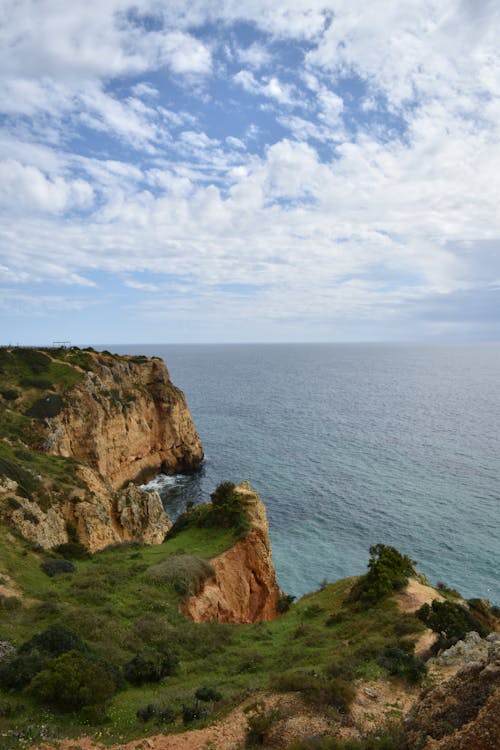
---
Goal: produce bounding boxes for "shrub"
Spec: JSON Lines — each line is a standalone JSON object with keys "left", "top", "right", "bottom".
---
{"left": 124, "top": 647, "right": 179, "bottom": 685}
{"left": 348, "top": 545, "right": 415, "bottom": 606}
{"left": 137, "top": 704, "right": 156, "bottom": 722}
{"left": 182, "top": 702, "right": 210, "bottom": 724}
{"left": 41, "top": 558, "right": 76, "bottom": 577}
{"left": 19, "top": 623, "right": 88, "bottom": 658}
{"left": 25, "top": 393, "right": 65, "bottom": 419}
{"left": 378, "top": 646, "right": 427, "bottom": 683}
{"left": 0, "top": 651, "right": 47, "bottom": 690}
{"left": 417, "top": 600, "right": 489, "bottom": 650}
{"left": 272, "top": 672, "right": 355, "bottom": 712}
{"left": 1, "top": 389, "right": 19, "bottom": 401}
{"left": 244, "top": 701, "right": 281, "bottom": 747}
{"left": 166, "top": 481, "right": 250, "bottom": 538}
{"left": 209, "top": 481, "right": 249, "bottom": 532}
{"left": 0, "top": 457, "right": 40, "bottom": 499}
{"left": 54, "top": 541, "right": 91, "bottom": 560}
{"left": 276, "top": 593, "right": 296, "bottom": 613}
{"left": 28, "top": 650, "right": 116, "bottom": 713}
{"left": 195, "top": 686, "right": 222, "bottom": 702}
{"left": 146, "top": 554, "right": 214, "bottom": 596}
{"left": 157, "top": 707, "right": 176, "bottom": 723}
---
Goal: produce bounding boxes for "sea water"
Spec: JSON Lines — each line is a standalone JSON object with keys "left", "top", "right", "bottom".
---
{"left": 110, "top": 343, "right": 500, "bottom": 605}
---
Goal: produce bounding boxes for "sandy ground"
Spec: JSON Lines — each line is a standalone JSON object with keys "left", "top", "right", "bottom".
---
{"left": 396, "top": 578, "right": 444, "bottom": 614}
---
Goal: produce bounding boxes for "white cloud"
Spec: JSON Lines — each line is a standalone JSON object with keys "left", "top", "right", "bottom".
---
{"left": 0, "top": 159, "right": 94, "bottom": 214}
{"left": 233, "top": 70, "right": 296, "bottom": 104}
{"left": 236, "top": 42, "right": 272, "bottom": 69}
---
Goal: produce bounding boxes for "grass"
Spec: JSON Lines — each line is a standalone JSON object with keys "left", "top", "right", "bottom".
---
{"left": 0, "top": 522, "right": 433, "bottom": 749}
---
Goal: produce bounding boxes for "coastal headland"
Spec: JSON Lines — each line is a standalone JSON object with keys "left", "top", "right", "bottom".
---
{"left": 0, "top": 347, "right": 498, "bottom": 750}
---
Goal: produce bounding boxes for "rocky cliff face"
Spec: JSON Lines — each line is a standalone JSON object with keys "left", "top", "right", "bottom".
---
{"left": 0, "top": 348, "right": 203, "bottom": 551}
{"left": 406, "top": 633, "right": 500, "bottom": 750}
{"left": 45, "top": 353, "right": 203, "bottom": 488}
{"left": 180, "top": 482, "right": 280, "bottom": 623}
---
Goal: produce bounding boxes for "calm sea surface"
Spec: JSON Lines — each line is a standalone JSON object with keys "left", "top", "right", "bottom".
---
{"left": 110, "top": 343, "right": 500, "bottom": 604}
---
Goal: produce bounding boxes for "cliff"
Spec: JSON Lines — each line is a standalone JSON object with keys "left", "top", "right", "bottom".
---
{"left": 180, "top": 482, "right": 281, "bottom": 623}
{"left": 45, "top": 352, "right": 203, "bottom": 488}
{"left": 0, "top": 347, "right": 203, "bottom": 550}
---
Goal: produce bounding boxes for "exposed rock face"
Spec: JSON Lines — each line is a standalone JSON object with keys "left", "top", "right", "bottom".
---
{"left": 406, "top": 633, "right": 500, "bottom": 750}
{"left": 0, "top": 349, "right": 200, "bottom": 551}
{"left": 46, "top": 354, "right": 203, "bottom": 488}
{"left": 181, "top": 482, "right": 280, "bottom": 623}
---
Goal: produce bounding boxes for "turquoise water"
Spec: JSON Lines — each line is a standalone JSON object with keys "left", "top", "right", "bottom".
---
{"left": 111, "top": 343, "right": 500, "bottom": 604}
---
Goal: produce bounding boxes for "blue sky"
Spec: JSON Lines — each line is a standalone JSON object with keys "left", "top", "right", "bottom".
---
{"left": 1, "top": 0, "right": 499, "bottom": 344}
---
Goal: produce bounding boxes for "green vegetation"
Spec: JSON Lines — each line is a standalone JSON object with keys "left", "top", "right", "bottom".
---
{"left": 348, "top": 544, "right": 415, "bottom": 606}
{"left": 166, "top": 481, "right": 251, "bottom": 539}
{"left": 146, "top": 554, "right": 214, "bottom": 596}
{"left": 417, "top": 598, "right": 490, "bottom": 651}
{"left": 0, "top": 527, "right": 434, "bottom": 748}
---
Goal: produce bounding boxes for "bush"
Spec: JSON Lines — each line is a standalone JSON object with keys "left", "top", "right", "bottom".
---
{"left": 195, "top": 686, "right": 222, "bottom": 702}
{"left": 25, "top": 393, "right": 65, "bottom": 419}
{"left": 378, "top": 646, "right": 427, "bottom": 683}
{"left": 165, "top": 481, "right": 250, "bottom": 538}
{"left": 41, "top": 559, "right": 76, "bottom": 577}
{"left": 1, "top": 389, "right": 19, "bottom": 401}
{"left": 28, "top": 650, "right": 116, "bottom": 713}
{"left": 244, "top": 701, "right": 281, "bottom": 747}
{"left": 272, "top": 671, "right": 355, "bottom": 712}
{"left": 147, "top": 554, "right": 214, "bottom": 596}
{"left": 182, "top": 702, "right": 210, "bottom": 724}
{"left": 157, "top": 706, "right": 176, "bottom": 723}
{"left": 348, "top": 545, "right": 415, "bottom": 606}
{"left": 0, "top": 650, "right": 47, "bottom": 690}
{"left": 54, "top": 541, "right": 91, "bottom": 560}
{"left": 416, "top": 600, "right": 489, "bottom": 650}
{"left": 124, "top": 647, "right": 179, "bottom": 685}
{"left": 0, "top": 457, "right": 40, "bottom": 500}
{"left": 137, "top": 704, "right": 156, "bottom": 722}
{"left": 19, "top": 623, "right": 88, "bottom": 658}
{"left": 276, "top": 593, "right": 295, "bottom": 613}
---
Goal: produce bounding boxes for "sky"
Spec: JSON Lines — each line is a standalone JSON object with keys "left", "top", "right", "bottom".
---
{"left": 1, "top": 0, "right": 499, "bottom": 345}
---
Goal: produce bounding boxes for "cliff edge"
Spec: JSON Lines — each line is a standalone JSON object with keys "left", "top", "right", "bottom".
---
{"left": 0, "top": 347, "right": 203, "bottom": 550}
{"left": 180, "top": 482, "right": 280, "bottom": 623}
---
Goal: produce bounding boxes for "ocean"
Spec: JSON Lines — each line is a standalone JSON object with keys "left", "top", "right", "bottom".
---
{"left": 110, "top": 343, "right": 500, "bottom": 605}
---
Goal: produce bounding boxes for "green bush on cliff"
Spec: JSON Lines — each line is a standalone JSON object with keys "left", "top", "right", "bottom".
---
{"left": 348, "top": 544, "right": 415, "bottom": 606}
{"left": 166, "top": 481, "right": 250, "bottom": 538}
{"left": 417, "top": 599, "right": 489, "bottom": 651}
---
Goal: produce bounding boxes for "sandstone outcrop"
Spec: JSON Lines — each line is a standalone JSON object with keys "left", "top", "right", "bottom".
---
{"left": 0, "top": 348, "right": 202, "bottom": 550}
{"left": 46, "top": 353, "right": 203, "bottom": 488}
{"left": 180, "top": 482, "right": 280, "bottom": 623}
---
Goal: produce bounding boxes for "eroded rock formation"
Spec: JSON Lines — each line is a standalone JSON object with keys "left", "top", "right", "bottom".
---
{"left": 181, "top": 482, "right": 280, "bottom": 623}
{"left": 0, "top": 349, "right": 202, "bottom": 550}
{"left": 46, "top": 354, "right": 203, "bottom": 488}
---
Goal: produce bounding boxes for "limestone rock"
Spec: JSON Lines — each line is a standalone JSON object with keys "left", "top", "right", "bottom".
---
{"left": 180, "top": 482, "right": 280, "bottom": 623}
{"left": 46, "top": 354, "right": 203, "bottom": 489}
{"left": 406, "top": 633, "right": 500, "bottom": 750}
{"left": 0, "top": 349, "right": 200, "bottom": 551}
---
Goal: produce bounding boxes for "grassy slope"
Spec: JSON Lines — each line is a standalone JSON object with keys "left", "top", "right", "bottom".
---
{"left": 0, "top": 522, "right": 428, "bottom": 748}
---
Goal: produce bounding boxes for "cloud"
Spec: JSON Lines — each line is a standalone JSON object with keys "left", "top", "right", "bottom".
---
{"left": 1, "top": 1, "right": 500, "bottom": 340}
{"left": 236, "top": 42, "right": 272, "bottom": 69}
{"left": 233, "top": 70, "right": 296, "bottom": 104}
